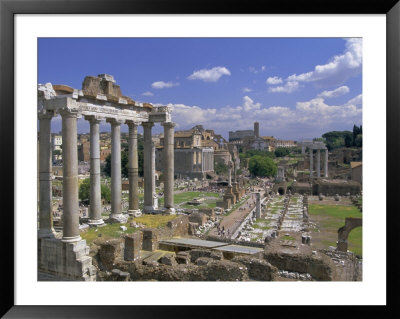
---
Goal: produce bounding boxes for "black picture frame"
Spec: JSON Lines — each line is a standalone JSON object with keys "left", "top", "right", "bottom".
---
{"left": 1, "top": 0, "right": 398, "bottom": 317}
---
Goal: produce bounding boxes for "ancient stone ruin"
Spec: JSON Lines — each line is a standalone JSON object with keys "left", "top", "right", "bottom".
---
{"left": 38, "top": 74, "right": 175, "bottom": 280}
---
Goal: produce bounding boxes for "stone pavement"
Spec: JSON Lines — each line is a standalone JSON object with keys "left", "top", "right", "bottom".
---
{"left": 208, "top": 188, "right": 265, "bottom": 239}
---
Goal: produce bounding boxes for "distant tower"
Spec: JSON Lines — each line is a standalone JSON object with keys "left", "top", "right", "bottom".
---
{"left": 254, "top": 122, "right": 259, "bottom": 138}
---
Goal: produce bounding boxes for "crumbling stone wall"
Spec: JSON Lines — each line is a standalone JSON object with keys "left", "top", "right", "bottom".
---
{"left": 111, "top": 259, "right": 249, "bottom": 281}
{"left": 292, "top": 182, "right": 312, "bottom": 195}
{"left": 264, "top": 250, "right": 337, "bottom": 281}
{"left": 158, "top": 215, "right": 190, "bottom": 239}
{"left": 312, "top": 179, "right": 361, "bottom": 196}
{"left": 232, "top": 256, "right": 278, "bottom": 281}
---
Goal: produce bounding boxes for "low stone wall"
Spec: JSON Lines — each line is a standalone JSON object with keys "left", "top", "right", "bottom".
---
{"left": 312, "top": 179, "right": 361, "bottom": 196}
{"left": 292, "top": 182, "right": 312, "bottom": 195}
{"left": 106, "top": 259, "right": 249, "bottom": 281}
{"left": 264, "top": 250, "right": 337, "bottom": 281}
{"left": 232, "top": 256, "right": 278, "bottom": 281}
{"left": 159, "top": 215, "right": 190, "bottom": 239}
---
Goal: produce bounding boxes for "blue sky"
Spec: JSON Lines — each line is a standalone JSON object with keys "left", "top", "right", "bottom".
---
{"left": 38, "top": 38, "right": 362, "bottom": 140}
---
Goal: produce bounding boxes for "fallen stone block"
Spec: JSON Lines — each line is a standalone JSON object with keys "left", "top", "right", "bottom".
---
{"left": 196, "top": 257, "right": 213, "bottom": 266}
{"left": 98, "top": 239, "right": 122, "bottom": 271}
{"left": 159, "top": 254, "right": 177, "bottom": 266}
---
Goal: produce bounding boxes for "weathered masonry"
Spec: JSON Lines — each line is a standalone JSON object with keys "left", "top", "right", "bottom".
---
{"left": 37, "top": 74, "right": 175, "bottom": 280}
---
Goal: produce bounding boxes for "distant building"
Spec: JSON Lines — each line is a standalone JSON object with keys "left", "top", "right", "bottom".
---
{"left": 78, "top": 141, "right": 90, "bottom": 162}
{"left": 156, "top": 125, "right": 215, "bottom": 179}
{"left": 51, "top": 134, "right": 62, "bottom": 160}
{"left": 229, "top": 129, "right": 254, "bottom": 145}
{"left": 275, "top": 139, "right": 297, "bottom": 148}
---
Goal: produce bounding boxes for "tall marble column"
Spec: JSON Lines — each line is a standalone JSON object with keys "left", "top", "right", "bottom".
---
{"left": 324, "top": 149, "right": 329, "bottom": 178}
{"left": 255, "top": 192, "right": 261, "bottom": 219}
{"left": 38, "top": 109, "right": 55, "bottom": 238}
{"left": 228, "top": 161, "right": 232, "bottom": 186}
{"left": 107, "top": 118, "right": 126, "bottom": 222}
{"left": 197, "top": 151, "right": 201, "bottom": 172}
{"left": 60, "top": 109, "right": 81, "bottom": 242}
{"left": 143, "top": 122, "right": 154, "bottom": 212}
{"left": 86, "top": 115, "right": 104, "bottom": 225}
{"left": 309, "top": 149, "right": 313, "bottom": 177}
{"left": 162, "top": 122, "right": 175, "bottom": 213}
{"left": 151, "top": 142, "right": 157, "bottom": 208}
{"left": 317, "top": 149, "right": 321, "bottom": 178}
{"left": 127, "top": 121, "right": 140, "bottom": 216}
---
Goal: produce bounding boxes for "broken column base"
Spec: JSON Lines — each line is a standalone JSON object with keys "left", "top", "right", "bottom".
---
{"left": 164, "top": 207, "right": 176, "bottom": 215}
{"left": 108, "top": 213, "right": 128, "bottom": 223}
{"left": 88, "top": 218, "right": 105, "bottom": 226}
{"left": 128, "top": 209, "right": 142, "bottom": 217}
{"left": 38, "top": 237, "right": 96, "bottom": 281}
{"left": 143, "top": 206, "right": 157, "bottom": 214}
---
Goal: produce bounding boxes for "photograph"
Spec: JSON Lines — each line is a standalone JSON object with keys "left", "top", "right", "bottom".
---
{"left": 37, "top": 37, "right": 364, "bottom": 282}
{"left": 3, "top": 4, "right": 396, "bottom": 315}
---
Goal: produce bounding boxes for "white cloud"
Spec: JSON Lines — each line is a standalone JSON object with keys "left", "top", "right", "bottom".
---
{"left": 268, "top": 81, "right": 299, "bottom": 93}
{"left": 242, "top": 87, "right": 253, "bottom": 93}
{"left": 317, "top": 86, "right": 350, "bottom": 98}
{"left": 346, "top": 94, "right": 362, "bottom": 106}
{"left": 165, "top": 93, "right": 362, "bottom": 139}
{"left": 151, "top": 81, "right": 179, "bottom": 89}
{"left": 287, "top": 38, "right": 362, "bottom": 87}
{"left": 266, "top": 76, "right": 283, "bottom": 85}
{"left": 187, "top": 66, "right": 231, "bottom": 82}
{"left": 142, "top": 91, "right": 154, "bottom": 96}
{"left": 249, "top": 65, "right": 267, "bottom": 74}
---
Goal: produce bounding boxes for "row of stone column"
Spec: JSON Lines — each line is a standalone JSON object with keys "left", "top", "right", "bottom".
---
{"left": 38, "top": 108, "right": 175, "bottom": 242}
{"left": 309, "top": 148, "right": 328, "bottom": 177}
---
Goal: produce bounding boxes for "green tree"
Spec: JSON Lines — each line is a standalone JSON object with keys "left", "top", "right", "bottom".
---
{"left": 79, "top": 178, "right": 111, "bottom": 203}
{"left": 101, "top": 183, "right": 111, "bottom": 202}
{"left": 242, "top": 149, "right": 274, "bottom": 159}
{"left": 322, "top": 130, "right": 352, "bottom": 150}
{"left": 248, "top": 155, "right": 277, "bottom": 177}
{"left": 274, "top": 147, "right": 290, "bottom": 158}
{"left": 352, "top": 125, "right": 362, "bottom": 146}
{"left": 354, "top": 134, "right": 362, "bottom": 147}
{"left": 214, "top": 162, "right": 228, "bottom": 175}
{"left": 104, "top": 133, "right": 144, "bottom": 177}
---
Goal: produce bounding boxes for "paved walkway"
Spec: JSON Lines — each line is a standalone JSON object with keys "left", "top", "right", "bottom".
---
{"left": 209, "top": 187, "right": 265, "bottom": 239}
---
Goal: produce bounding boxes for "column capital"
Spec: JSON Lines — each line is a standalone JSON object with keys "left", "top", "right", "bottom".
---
{"left": 59, "top": 108, "right": 80, "bottom": 118}
{"left": 142, "top": 121, "right": 154, "bottom": 129}
{"left": 106, "top": 117, "right": 125, "bottom": 126}
{"left": 84, "top": 115, "right": 104, "bottom": 124}
{"left": 161, "top": 121, "right": 176, "bottom": 128}
{"left": 126, "top": 120, "right": 140, "bottom": 128}
{"left": 38, "top": 109, "right": 55, "bottom": 120}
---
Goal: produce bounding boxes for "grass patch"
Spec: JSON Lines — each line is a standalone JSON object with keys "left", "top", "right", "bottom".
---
{"left": 308, "top": 205, "right": 361, "bottom": 219}
{"left": 81, "top": 222, "right": 138, "bottom": 245}
{"left": 133, "top": 214, "right": 178, "bottom": 228}
{"left": 253, "top": 219, "right": 271, "bottom": 230}
{"left": 309, "top": 204, "right": 362, "bottom": 257}
{"left": 282, "top": 234, "right": 295, "bottom": 241}
{"left": 81, "top": 214, "right": 178, "bottom": 246}
{"left": 159, "top": 191, "right": 221, "bottom": 207}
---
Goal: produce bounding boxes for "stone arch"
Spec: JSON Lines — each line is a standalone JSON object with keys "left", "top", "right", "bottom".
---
{"left": 336, "top": 217, "right": 362, "bottom": 252}
{"left": 278, "top": 187, "right": 285, "bottom": 195}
